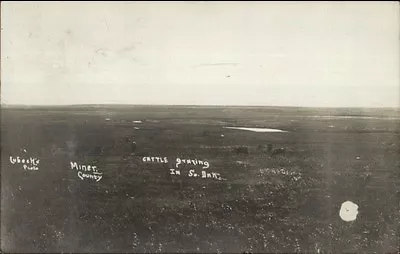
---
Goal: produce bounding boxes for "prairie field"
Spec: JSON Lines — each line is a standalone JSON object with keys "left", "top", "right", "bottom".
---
{"left": 1, "top": 106, "right": 399, "bottom": 253}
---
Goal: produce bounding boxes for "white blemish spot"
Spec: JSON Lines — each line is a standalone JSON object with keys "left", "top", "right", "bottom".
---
{"left": 105, "top": 118, "right": 111, "bottom": 121}
{"left": 356, "top": 156, "right": 360, "bottom": 160}
{"left": 328, "top": 125, "right": 335, "bottom": 128}
{"left": 221, "top": 134, "right": 224, "bottom": 137}
{"left": 223, "top": 126, "right": 287, "bottom": 133}
{"left": 339, "top": 201, "right": 359, "bottom": 222}
{"left": 134, "top": 127, "right": 140, "bottom": 130}
{"left": 133, "top": 120, "right": 142, "bottom": 123}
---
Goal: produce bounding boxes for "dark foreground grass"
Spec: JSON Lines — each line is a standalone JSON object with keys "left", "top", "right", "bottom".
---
{"left": 1, "top": 106, "right": 399, "bottom": 253}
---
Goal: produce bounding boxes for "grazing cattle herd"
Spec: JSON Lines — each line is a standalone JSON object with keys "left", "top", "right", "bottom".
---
{"left": 235, "top": 143, "right": 286, "bottom": 156}
{"left": 271, "top": 147, "right": 286, "bottom": 156}
{"left": 90, "top": 137, "right": 286, "bottom": 158}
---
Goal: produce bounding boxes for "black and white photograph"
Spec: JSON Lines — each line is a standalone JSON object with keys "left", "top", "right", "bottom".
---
{"left": 1, "top": 2, "right": 399, "bottom": 253}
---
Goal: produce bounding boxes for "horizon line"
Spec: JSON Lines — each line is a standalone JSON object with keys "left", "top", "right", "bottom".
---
{"left": 1, "top": 103, "right": 399, "bottom": 110}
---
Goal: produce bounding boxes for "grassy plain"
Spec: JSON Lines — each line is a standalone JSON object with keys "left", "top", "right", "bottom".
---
{"left": 1, "top": 106, "right": 399, "bottom": 253}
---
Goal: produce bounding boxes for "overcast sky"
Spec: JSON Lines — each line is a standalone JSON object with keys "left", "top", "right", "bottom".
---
{"left": 1, "top": 2, "right": 399, "bottom": 107}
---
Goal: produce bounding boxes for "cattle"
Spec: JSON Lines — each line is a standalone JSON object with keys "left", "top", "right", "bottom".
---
{"left": 131, "top": 141, "right": 137, "bottom": 155}
{"left": 234, "top": 146, "right": 249, "bottom": 154}
{"left": 257, "top": 144, "right": 274, "bottom": 153}
{"left": 271, "top": 147, "right": 286, "bottom": 157}
{"left": 125, "top": 136, "right": 137, "bottom": 155}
